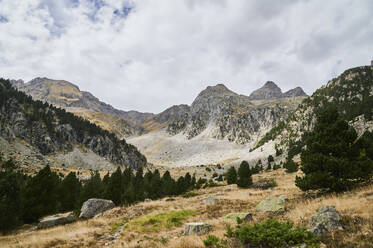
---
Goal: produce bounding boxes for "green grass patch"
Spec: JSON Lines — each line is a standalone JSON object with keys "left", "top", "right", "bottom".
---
{"left": 125, "top": 209, "right": 199, "bottom": 232}
{"left": 111, "top": 220, "right": 125, "bottom": 231}
{"left": 182, "top": 192, "right": 199, "bottom": 198}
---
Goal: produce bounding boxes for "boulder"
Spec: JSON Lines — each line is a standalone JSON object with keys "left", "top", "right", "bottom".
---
{"left": 309, "top": 206, "right": 343, "bottom": 235}
{"left": 256, "top": 196, "right": 285, "bottom": 213}
{"left": 79, "top": 198, "right": 115, "bottom": 219}
{"left": 183, "top": 222, "right": 211, "bottom": 235}
{"left": 204, "top": 196, "right": 220, "bottom": 205}
{"left": 224, "top": 213, "right": 253, "bottom": 223}
{"left": 37, "top": 212, "right": 75, "bottom": 229}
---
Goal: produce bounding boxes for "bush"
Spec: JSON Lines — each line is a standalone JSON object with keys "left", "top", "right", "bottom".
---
{"left": 232, "top": 219, "right": 320, "bottom": 248}
{"left": 206, "top": 167, "right": 212, "bottom": 172}
{"left": 273, "top": 164, "right": 281, "bottom": 170}
{"left": 284, "top": 159, "right": 298, "bottom": 173}
{"left": 203, "top": 235, "right": 226, "bottom": 248}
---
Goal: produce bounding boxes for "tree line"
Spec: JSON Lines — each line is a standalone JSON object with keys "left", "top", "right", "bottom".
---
{"left": 0, "top": 161, "right": 201, "bottom": 233}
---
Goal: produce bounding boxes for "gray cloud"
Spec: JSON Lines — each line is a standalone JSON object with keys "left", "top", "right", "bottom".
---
{"left": 0, "top": 0, "right": 372, "bottom": 113}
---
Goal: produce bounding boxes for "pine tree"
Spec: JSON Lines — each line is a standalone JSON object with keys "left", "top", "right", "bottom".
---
{"left": 237, "top": 161, "right": 252, "bottom": 188}
{"left": 104, "top": 167, "right": 123, "bottom": 205}
{"left": 0, "top": 170, "right": 22, "bottom": 233}
{"left": 59, "top": 172, "right": 81, "bottom": 212}
{"left": 295, "top": 108, "right": 373, "bottom": 192}
{"left": 283, "top": 159, "right": 298, "bottom": 173}
{"left": 226, "top": 166, "right": 237, "bottom": 184}
{"left": 22, "top": 165, "right": 60, "bottom": 223}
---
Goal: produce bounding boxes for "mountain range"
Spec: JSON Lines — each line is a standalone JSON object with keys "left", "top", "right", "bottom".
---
{"left": 4, "top": 64, "right": 373, "bottom": 169}
{"left": 10, "top": 77, "right": 307, "bottom": 167}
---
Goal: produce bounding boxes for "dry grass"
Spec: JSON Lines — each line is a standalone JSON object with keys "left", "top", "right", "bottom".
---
{"left": 2, "top": 169, "right": 373, "bottom": 247}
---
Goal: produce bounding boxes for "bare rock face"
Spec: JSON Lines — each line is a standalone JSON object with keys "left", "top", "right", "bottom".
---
{"left": 37, "top": 212, "right": 75, "bottom": 229}
{"left": 79, "top": 198, "right": 115, "bottom": 219}
{"left": 183, "top": 222, "right": 211, "bottom": 235}
{"left": 309, "top": 206, "right": 343, "bottom": 235}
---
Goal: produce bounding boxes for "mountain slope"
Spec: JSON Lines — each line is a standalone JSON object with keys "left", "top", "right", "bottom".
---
{"left": 248, "top": 81, "right": 307, "bottom": 100}
{"left": 129, "top": 82, "right": 306, "bottom": 166}
{"left": 253, "top": 65, "right": 373, "bottom": 156}
{"left": 0, "top": 79, "right": 146, "bottom": 170}
{"left": 11, "top": 77, "right": 153, "bottom": 137}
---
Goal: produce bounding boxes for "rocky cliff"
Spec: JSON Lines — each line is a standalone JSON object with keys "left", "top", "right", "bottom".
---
{"left": 0, "top": 79, "right": 147, "bottom": 170}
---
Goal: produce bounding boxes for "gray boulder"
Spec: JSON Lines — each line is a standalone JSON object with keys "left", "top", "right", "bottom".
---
{"left": 204, "top": 196, "right": 220, "bottom": 205}
{"left": 184, "top": 222, "right": 211, "bottom": 235}
{"left": 256, "top": 196, "right": 285, "bottom": 213}
{"left": 309, "top": 206, "right": 343, "bottom": 235}
{"left": 37, "top": 212, "right": 75, "bottom": 229}
{"left": 79, "top": 198, "right": 115, "bottom": 219}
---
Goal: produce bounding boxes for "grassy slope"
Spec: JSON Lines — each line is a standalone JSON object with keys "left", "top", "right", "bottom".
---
{"left": 1, "top": 168, "right": 373, "bottom": 248}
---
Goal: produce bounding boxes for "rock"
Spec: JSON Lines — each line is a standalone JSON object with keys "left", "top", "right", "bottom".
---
{"left": 183, "top": 222, "right": 211, "bottom": 235}
{"left": 37, "top": 212, "right": 75, "bottom": 229}
{"left": 256, "top": 196, "right": 285, "bottom": 213}
{"left": 224, "top": 213, "right": 253, "bottom": 223}
{"left": 79, "top": 198, "right": 115, "bottom": 219}
{"left": 279, "top": 195, "right": 288, "bottom": 201}
{"left": 144, "top": 198, "right": 152, "bottom": 202}
{"left": 216, "top": 191, "right": 224, "bottom": 196}
{"left": 309, "top": 206, "right": 343, "bottom": 235}
{"left": 204, "top": 196, "right": 220, "bottom": 205}
{"left": 253, "top": 179, "right": 275, "bottom": 190}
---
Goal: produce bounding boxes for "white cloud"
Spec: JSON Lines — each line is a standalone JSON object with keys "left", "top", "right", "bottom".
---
{"left": 0, "top": 0, "right": 372, "bottom": 113}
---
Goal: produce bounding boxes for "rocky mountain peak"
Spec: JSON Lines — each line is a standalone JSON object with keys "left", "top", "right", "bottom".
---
{"left": 248, "top": 81, "right": 282, "bottom": 100}
{"left": 196, "top": 84, "right": 237, "bottom": 99}
{"left": 283, "top": 87, "right": 307, "bottom": 98}
{"left": 249, "top": 81, "right": 307, "bottom": 100}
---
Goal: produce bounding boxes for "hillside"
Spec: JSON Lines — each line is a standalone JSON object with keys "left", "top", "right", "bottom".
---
{"left": 2, "top": 168, "right": 373, "bottom": 247}
{"left": 11, "top": 77, "right": 152, "bottom": 138}
{"left": 0, "top": 79, "right": 146, "bottom": 170}
{"left": 129, "top": 83, "right": 306, "bottom": 167}
{"left": 253, "top": 65, "right": 373, "bottom": 156}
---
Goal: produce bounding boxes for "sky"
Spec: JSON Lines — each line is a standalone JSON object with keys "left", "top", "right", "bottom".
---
{"left": 0, "top": 0, "right": 373, "bottom": 113}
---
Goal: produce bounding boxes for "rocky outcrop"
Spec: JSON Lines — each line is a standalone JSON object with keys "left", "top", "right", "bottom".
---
{"left": 37, "top": 212, "right": 75, "bottom": 229}
{"left": 183, "top": 222, "right": 211, "bottom": 235}
{"left": 283, "top": 87, "right": 307, "bottom": 98}
{"left": 256, "top": 196, "right": 285, "bottom": 212}
{"left": 79, "top": 198, "right": 115, "bottom": 219}
{"left": 0, "top": 80, "right": 147, "bottom": 170}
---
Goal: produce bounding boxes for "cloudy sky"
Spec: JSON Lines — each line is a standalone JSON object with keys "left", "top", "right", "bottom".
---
{"left": 1, "top": 0, "right": 373, "bottom": 113}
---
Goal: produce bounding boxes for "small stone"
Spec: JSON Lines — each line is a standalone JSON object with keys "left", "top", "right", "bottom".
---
{"left": 224, "top": 213, "right": 253, "bottom": 223}
{"left": 37, "top": 212, "right": 75, "bottom": 229}
{"left": 204, "top": 196, "right": 220, "bottom": 205}
{"left": 183, "top": 222, "right": 211, "bottom": 235}
{"left": 256, "top": 197, "right": 285, "bottom": 213}
{"left": 279, "top": 195, "right": 288, "bottom": 201}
